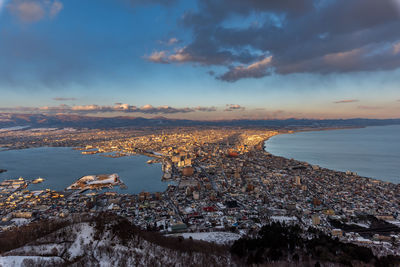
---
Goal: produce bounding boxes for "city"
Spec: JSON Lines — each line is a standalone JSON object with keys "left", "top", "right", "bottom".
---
{"left": 1, "top": 127, "right": 400, "bottom": 259}
{"left": 1, "top": 0, "right": 400, "bottom": 265}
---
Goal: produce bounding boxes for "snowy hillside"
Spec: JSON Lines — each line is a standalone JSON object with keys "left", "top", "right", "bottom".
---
{"left": 0, "top": 215, "right": 234, "bottom": 267}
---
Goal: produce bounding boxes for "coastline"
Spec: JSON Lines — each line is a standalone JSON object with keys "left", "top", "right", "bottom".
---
{"left": 262, "top": 125, "right": 366, "bottom": 153}
{"left": 2, "top": 127, "right": 400, "bottom": 258}
{"left": 263, "top": 125, "right": 399, "bottom": 184}
{"left": 0, "top": 147, "right": 170, "bottom": 195}
{"left": 1, "top": 125, "right": 398, "bottom": 194}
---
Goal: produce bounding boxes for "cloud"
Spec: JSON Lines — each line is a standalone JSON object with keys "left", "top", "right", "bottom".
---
{"left": 194, "top": 106, "right": 217, "bottom": 112}
{"left": 9, "top": 0, "right": 45, "bottom": 22}
{"left": 167, "top": 38, "right": 179, "bottom": 45}
{"left": 207, "top": 70, "right": 215, "bottom": 76}
{"left": 168, "top": 48, "right": 193, "bottom": 63}
{"left": 66, "top": 103, "right": 197, "bottom": 114}
{"left": 146, "top": 51, "right": 169, "bottom": 64}
{"left": 357, "top": 105, "right": 384, "bottom": 110}
{"left": 53, "top": 97, "right": 77, "bottom": 101}
{"left": 0, "top": 103, "right": 219, "bottom": 115}
{"left": 224, "top": 104, "right": 245, "bottom": 111}
{"left": 277, "top": 42, "right": 400, "bottom": 74}
{"left": 49, "top": 0, "right": 63, "bottom": 18}
{"left": 145, "top": 48, "right": 197, "bottom": 64}
{"left": 158, "top": 37, "right": 180, "bottom": 46}
{"left": 334, "top": 99, "right": 359, "bottom": 104}
{"left": 8, "top": 0, "right": 63, "bottom": 22}
{"left": 217, "top": 56, "right": 272, "bottom": 82}
{"left": 146, "top": 45, "right": 261, "bottom": 67}
{"left": 147, "top": 0, "right": 400, "bottom": 82}
{"left": 393, "top": 41, "right": 400, "bottom": 55}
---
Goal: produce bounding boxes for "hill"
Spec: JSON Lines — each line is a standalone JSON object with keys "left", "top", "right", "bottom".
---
{"left": 0, "top": 213, "right": 232, "bottom": 266}
{"left": 1, "top": 213, "right": 400, "bottom": 266}
{"left": 1, "top": 113, "right": 400, "bottom": 129}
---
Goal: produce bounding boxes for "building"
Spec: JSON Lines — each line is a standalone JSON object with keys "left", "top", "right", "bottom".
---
{"left": 312, "top": 214, "right": 320, "bottom": 225}
{"left": 331, "top": 229, "right": 343, "bottom": 237}
{"left": 182, "top": 167, "right": 194, "bottom": 176}
{"left": 13, "top": 212, "right": 33, "bottom": 219}
{"left": 171, "top": 223, "right": 188, "bottom": 233}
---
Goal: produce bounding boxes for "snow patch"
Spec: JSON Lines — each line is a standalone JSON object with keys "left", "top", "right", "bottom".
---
{"left": 175, "top": 232, "right": 241, "bottom": 245}
{"left": 270, "top": 216, "right": 298, "bottom": 223}
{"left": 0, "top": 256, "right": 63, "bottom": 266}
{"left": 67, "top": 223, "right": 94, "bottom": 260}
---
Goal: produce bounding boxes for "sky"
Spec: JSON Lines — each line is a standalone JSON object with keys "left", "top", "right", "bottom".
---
{"left": 0, "top": 0, "right": 400, "bottom": 120}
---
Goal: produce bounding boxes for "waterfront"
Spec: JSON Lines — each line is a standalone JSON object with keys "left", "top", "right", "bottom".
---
{"left": 266, "top": 125, "right": 400, "bottom": 183}
{"left": 0, "top": 147, "right": 169, "bottom": 194}
{"left": 1, "top": 127, "right": 400, "bottom": 257}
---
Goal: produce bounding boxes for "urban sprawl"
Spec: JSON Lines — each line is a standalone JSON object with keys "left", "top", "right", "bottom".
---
{"left": 1, "top": 127, "right": 400, "bottom": 257}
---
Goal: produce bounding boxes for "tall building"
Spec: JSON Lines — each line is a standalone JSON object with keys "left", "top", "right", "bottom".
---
{"left": 295, "top": 176, "right": 301, "bottom": 185}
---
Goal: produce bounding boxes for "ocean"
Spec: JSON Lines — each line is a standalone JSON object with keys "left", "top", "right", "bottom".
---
{"left": 0, "top": 147, "right": 171, "bottom": 194}
{"left": 265, "top": 125, "right": 400, "bottom": 183}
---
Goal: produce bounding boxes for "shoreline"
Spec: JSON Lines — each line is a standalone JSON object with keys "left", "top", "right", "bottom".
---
{"left": 1, "top": 124, "right": 398, "bottom": 195}
{"left": 1, "top": 127, "right": 400, "bottom": 256}
{"left": 0, "top": 147, "right": 171, "bottom": 195}
{"left": 263, "top": 125, "right": 398, "bottom": 184}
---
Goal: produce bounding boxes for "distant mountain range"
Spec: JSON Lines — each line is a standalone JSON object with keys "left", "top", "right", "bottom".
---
{"left": 0, "top": 113, "right": 400, "bottom": 129}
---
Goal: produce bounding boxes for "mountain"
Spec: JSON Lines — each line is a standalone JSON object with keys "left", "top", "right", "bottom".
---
{"left": 1, "top": 113, "right": 400, "bottom": 129}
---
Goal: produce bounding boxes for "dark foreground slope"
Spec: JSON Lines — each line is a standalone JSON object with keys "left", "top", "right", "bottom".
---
{"left": 0, "top": 213, "right": 231, "bottom": 266}
{"left": 1, "top": 214, "right": 400, "bottom": 266}
{"left": 231, "top": 223, "right": 400, "bottom": 266}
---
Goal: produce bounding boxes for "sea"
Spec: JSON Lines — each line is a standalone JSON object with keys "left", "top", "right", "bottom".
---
{"left": 265, "top": 125, "right": 400, "bottom": 183}
{"left": 0, "top": 147, "right": 172, "bottom": 194}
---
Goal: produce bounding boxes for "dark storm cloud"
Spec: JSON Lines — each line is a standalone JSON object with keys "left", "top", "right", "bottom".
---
{"left": 217, "top": 56, "right": 272, "bottom": 82}
{"left": 149, "top": 0, "right": 400, "bottom": 82}
{"left": 181, "top": 0, "right": 314, "bottom": 28}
